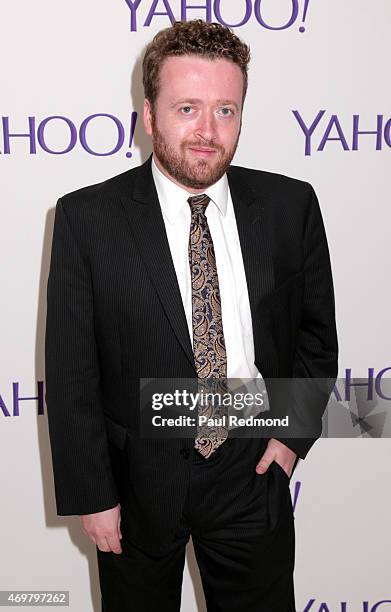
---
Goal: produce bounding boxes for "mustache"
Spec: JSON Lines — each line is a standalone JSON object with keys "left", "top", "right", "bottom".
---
{"left": 186, "top": 143, "right": 221, "bottom": 150}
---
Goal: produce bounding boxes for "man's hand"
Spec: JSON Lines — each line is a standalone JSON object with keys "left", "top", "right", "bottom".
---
{"left": 80, "top": 503, "right": 122, "bottom": 554}
{"left": 256, "top": 439, "right": 297, "bottom": 478}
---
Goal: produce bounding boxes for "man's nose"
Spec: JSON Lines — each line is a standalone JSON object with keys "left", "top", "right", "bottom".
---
{"left": 195, "top": 110, "right": 218, "bottom": 144}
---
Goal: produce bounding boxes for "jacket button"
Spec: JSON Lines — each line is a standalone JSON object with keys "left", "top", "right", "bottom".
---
{"left": 180, "top": 448, "right": 190, "bottom": 459}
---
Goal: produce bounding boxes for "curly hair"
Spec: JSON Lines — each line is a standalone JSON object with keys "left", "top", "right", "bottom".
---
{"left": 142, "top": 19, "right": 251, "bottom": 112}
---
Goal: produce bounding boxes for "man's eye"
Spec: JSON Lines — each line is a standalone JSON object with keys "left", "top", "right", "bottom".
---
{"left": 180, "top": 106, "right": 193, "bottom": 114}
{"left": 220, "top": 108, "right": 234, "bottom": 116}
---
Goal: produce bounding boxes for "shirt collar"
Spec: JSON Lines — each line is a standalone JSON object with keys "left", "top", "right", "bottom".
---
{"left": 151, "top": 153, "right": 228, "bottom": 224}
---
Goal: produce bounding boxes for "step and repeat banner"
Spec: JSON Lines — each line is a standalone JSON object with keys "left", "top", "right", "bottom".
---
{"left": 1, "top": 1, "right": 390, "bottom": 611}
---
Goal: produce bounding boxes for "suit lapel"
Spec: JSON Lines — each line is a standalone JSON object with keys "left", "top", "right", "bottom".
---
{"left": 118, "top": 154, "right": 196, "bottom": 372}
{"left": 227, "top": 167, "right": 277, "bottom": 376}
{"left": 227, "top": 165, "right": 275, "bottom": 314}
{"left": 117, "top": 154, "right": 275, "bottom": 374}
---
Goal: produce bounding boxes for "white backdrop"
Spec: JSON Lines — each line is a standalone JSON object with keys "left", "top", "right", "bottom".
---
{"left": 1, "top": 1, "right": 390, "bottom": 610}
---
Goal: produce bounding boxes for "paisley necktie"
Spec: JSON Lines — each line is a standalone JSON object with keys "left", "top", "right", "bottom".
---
{"left": 187, "top": 193, "right": 229, "bottom": 459}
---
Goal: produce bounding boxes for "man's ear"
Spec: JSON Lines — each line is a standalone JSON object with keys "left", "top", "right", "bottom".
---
{"left": 143, "top": 98, "right": 153, "bottom": 137}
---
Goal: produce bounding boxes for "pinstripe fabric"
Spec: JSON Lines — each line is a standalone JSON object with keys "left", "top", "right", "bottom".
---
{"left": 97, "top": 437, "right": 296, "bottom": 611}
{"left": 45, "top": 153, "right": 338, "bottom": 556}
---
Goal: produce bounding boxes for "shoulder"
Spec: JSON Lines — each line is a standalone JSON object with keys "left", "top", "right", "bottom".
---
{"left": 228, "top": 165, "right": 312, "bottom": 194}
{"left": 227, "top": 164, "right": 319, "bottom": 227}
{"left": 228, "top": 163, "right": 313, "bottom": 201}
{"left": 57, "top": 163, "right": 143, "bottom": 218}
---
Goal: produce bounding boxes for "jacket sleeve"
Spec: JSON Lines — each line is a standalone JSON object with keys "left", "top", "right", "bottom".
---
{"left": 274, "top": 184, "right": 339, "bottom": 460}
{"left": 45, "top": 198, "right": 119, "bottom": 515}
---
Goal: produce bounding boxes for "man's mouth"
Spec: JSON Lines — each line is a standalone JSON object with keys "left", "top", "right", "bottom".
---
{"left": 189, "top": 147, "right": 217, "bottom": 156}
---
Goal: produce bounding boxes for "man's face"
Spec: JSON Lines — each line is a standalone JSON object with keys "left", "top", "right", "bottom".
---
{"left": 143, "top": 55, "right": 244, "bottom": 193}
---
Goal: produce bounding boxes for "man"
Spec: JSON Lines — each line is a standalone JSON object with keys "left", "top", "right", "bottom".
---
{"left": 45, "top": 19, "right": 338, "bottom": 612}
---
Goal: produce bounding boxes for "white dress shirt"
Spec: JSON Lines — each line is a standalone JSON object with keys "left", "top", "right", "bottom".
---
{"left": 151, "top": 153, "right": 262, "bottom": 381}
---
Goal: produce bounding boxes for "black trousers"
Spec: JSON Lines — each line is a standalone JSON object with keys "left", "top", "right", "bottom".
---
{"left": 97, "top": 437, "right": 296, "bottom": 611}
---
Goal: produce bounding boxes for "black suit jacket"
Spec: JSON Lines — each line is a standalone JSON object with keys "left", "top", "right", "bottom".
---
{"left": 45, "top": 153, "right": 338, "bottom": 554}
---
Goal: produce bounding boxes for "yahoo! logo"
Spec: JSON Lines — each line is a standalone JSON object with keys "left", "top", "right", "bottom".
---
{"left": 293, "top": 110, "right": 391, "bottom": 156}
{"left": 302, "top": 601, "right": 391, "bottom": 612}
{"left": 123, "top": 0, "right": 311, "bottom": 33}
{"left": 334, "top": 368, "right": 391, "bottom": 402}
{"left": 0, "top": 382, "right": 45, "bottom": 417}
{"left": 0, "top": 113, "right": 137, "bottom": 157}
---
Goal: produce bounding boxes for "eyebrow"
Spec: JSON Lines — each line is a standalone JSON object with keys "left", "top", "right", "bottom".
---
{"left": 171, "top": 98, "right": 239, "bottom": 111}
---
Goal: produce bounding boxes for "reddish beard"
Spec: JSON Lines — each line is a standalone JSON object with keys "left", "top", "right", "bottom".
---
{"left": 150, "top": 113, "right": 240, "bottom": 190}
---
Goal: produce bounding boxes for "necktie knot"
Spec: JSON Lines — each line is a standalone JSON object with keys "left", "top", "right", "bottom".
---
{"left": 188, "top": 194, "right": 211, "bottom": 215}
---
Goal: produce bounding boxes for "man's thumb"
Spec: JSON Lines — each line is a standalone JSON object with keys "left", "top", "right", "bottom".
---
{"left": 256, "top": 455, "right": 272, "bottom": 474}
{"left": 117, "top": 505, "right": 122, "bottom": 538}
